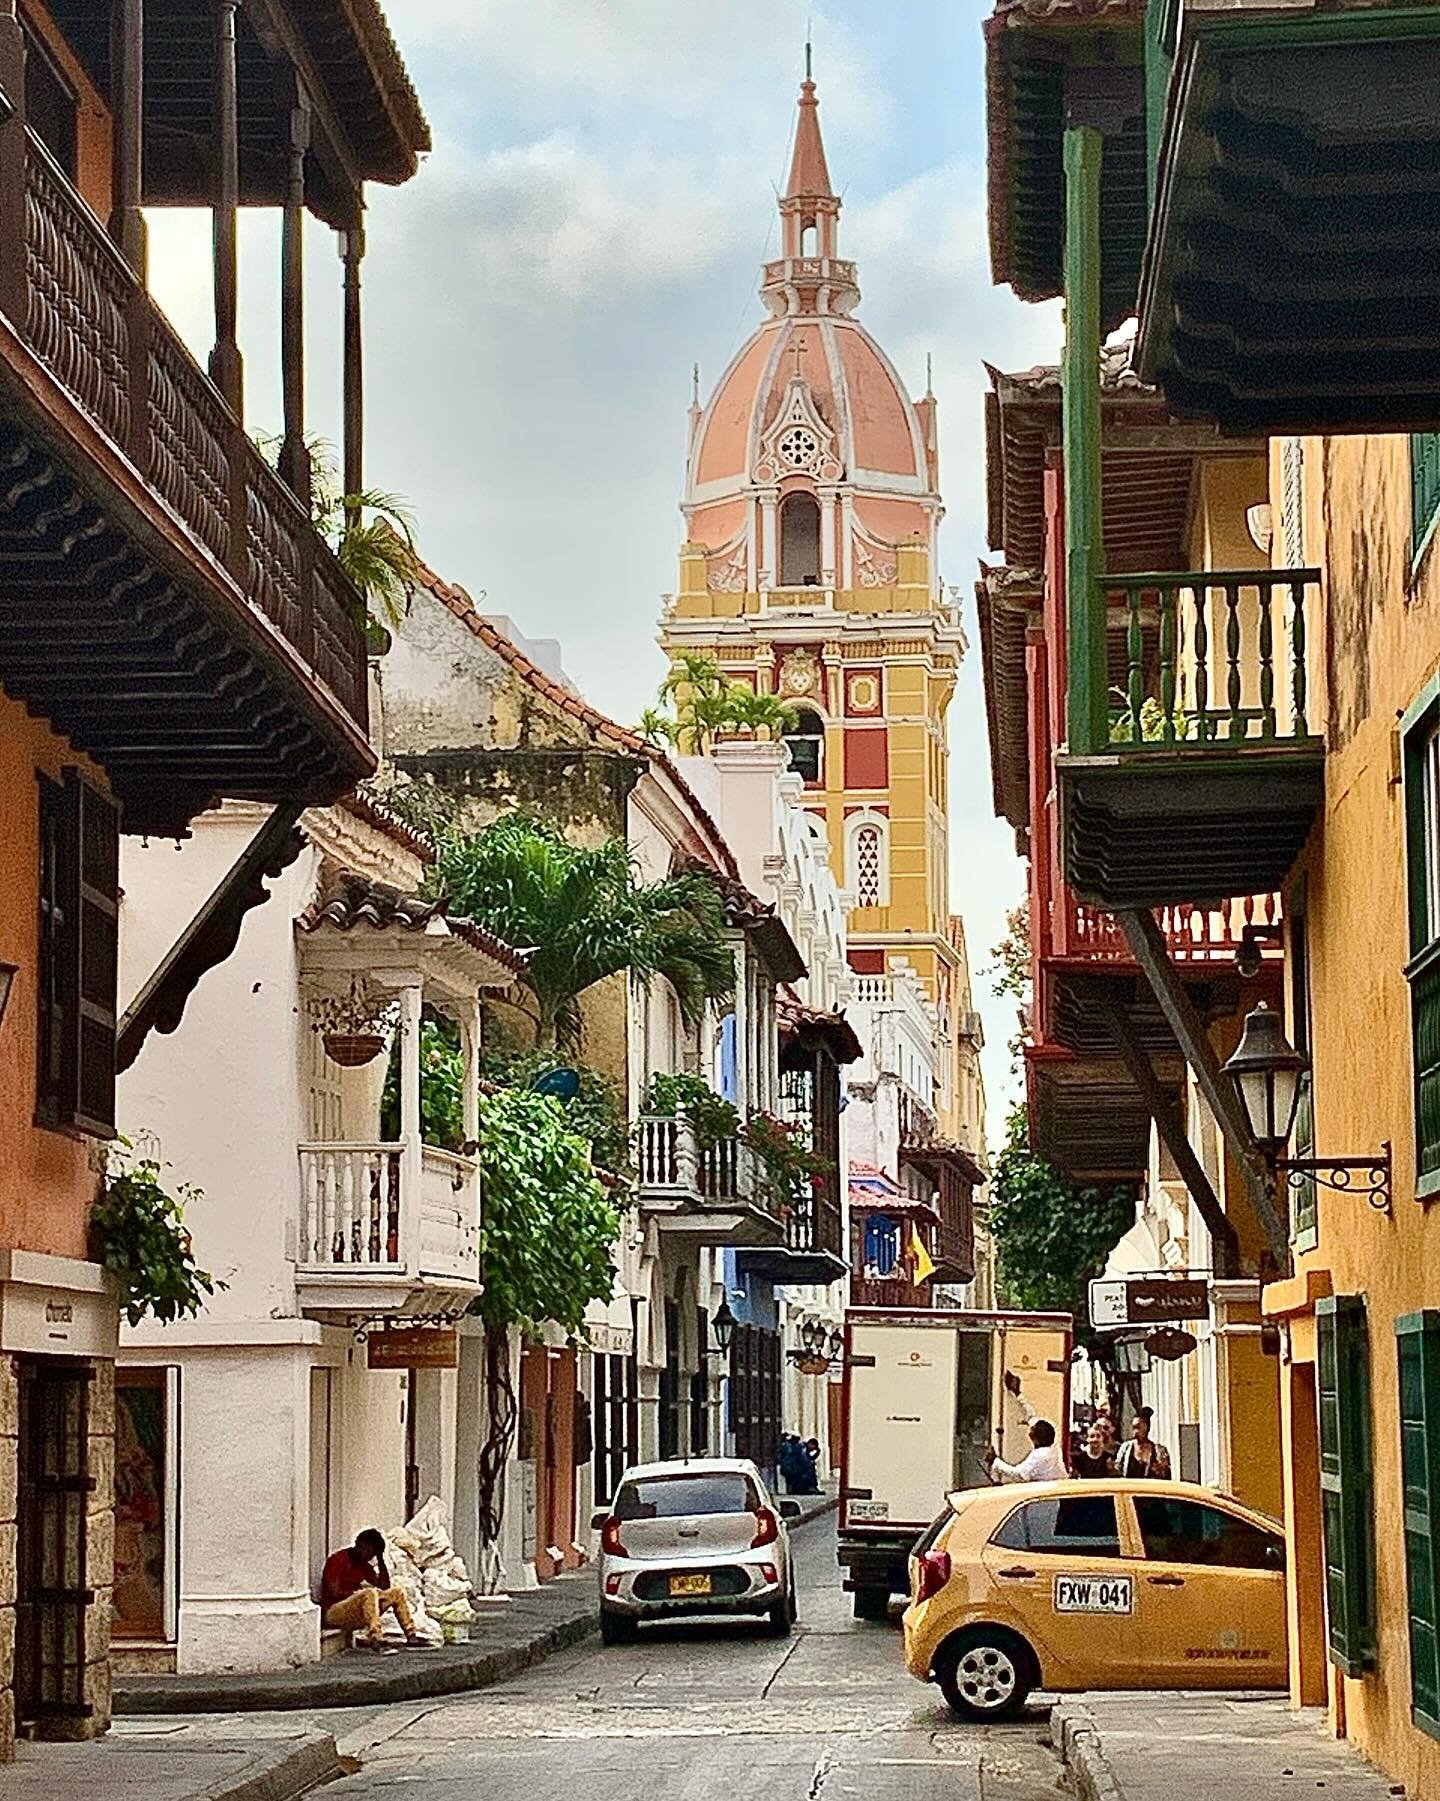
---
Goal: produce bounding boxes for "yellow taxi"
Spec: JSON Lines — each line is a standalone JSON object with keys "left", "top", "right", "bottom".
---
{"left": 903, "top": 1479, "right": 1287, "bottom": 1720}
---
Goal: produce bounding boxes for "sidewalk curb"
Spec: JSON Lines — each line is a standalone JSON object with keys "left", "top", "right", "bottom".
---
{"left": 1052, "top": 1703, "right": 1127, "bottom": 1801}
{"left": 214, "top": 1734, "right": 342, "bottom": 1801}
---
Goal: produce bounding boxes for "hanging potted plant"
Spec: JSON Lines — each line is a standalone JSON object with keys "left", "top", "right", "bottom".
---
{"left": 309, "top": 977, "right": 398, "bottom": 1068}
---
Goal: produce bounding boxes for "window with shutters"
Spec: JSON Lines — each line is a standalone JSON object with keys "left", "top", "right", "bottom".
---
{"left": 1403, "top": 685, "right": 1440, "bottom": 1198}
{"left": 34, "top": 770, "right": 120, "bottom": 1139}
{"left": 1317, "top": 1295, "right": 1376, "bottom": 1676}
{"left": 1398, "top": 1312, "right": 1440, "bottom": 1737}
{"left": 1415, "top": 435, "right": 1440, "bottom": 561}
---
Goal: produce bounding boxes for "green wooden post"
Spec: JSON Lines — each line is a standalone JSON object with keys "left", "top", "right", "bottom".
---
{"left": 1063, "top": 125, "right": 1108, "bottom": 756}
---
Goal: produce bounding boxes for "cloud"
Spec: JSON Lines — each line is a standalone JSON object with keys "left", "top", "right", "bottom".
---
{"left": 142, "top": 1, "right": 1058, "bottom": 1148}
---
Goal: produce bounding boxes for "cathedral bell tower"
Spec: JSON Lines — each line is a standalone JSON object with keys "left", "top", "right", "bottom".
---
{"left": 659, "top": 69, "right": 971, "bottom": 1143}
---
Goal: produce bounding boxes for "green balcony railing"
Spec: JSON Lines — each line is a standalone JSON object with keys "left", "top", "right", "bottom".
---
{"left": 1091, "top": 567, "right": 1322, "bottom": 754}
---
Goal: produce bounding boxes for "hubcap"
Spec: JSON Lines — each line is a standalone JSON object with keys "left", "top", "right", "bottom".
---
{"left": 956, "top": 1644, "right": 1018, "bottom": 1712}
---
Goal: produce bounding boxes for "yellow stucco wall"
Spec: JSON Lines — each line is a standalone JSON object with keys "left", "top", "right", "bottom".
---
{"left": 661, "top": 538, "right": 980, "bottom": 1146}
{"left": 1276, "top": 430, "right": 1440, "bottom": 1798}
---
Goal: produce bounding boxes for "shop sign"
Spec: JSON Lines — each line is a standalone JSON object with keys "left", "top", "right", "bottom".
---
{"left": 1089, "top": 1277, "right": 1210, "bottom": 1328}
{"left": 366, "top": 1325, "right": 459, "bottom": 1370}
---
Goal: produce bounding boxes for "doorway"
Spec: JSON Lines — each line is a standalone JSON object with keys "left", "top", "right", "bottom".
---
{"left": 15, "top": 1357, "right": 92, "bottom": 1729}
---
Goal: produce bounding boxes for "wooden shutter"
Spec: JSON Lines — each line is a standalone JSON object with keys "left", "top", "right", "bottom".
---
{"left": 68, "top": 773, "right": 120, "bottom": 1138}
{"left": 1398, "top": 1313, "right": 1440, "bottom": 1734}
{"left": 1415, "top": 434, "right": 1440, "bottom": 551}
{"left": 35, "top": 773, "right": 72, "bottom": 1128}
{"left": 1317, "top": 1295, "right": 1377, "bottom": 1676}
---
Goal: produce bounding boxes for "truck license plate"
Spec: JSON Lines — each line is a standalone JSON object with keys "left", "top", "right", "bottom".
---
{"left": 669, "top": 1573, "right": 712, "bottom": 1597}
{"left": 1053, "top": 1574, "right": 1133, "bottom": 1615}
{"left": 850, "top": 1500, "right": 890, "bottom": 1521}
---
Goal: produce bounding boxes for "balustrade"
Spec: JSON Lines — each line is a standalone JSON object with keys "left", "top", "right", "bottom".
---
{"left": 1053, "top": 888, "right": 1283, "bottom": 965}
{"left": 297, "top": 1141, "right": 479, "bottom": 1289}
{"left": 10, "top": 129, "right": 367, "bottom": 728}
{"left": 1101, "top": 567, "right": 1322, "bottom": 752}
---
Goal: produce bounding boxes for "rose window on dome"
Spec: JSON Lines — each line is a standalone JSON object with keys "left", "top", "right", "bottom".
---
{"left": 780, "top": 427, "right": 819, "bottom": 468}
{"left": 855, "top": 825, "right": 883, "bottom": 908}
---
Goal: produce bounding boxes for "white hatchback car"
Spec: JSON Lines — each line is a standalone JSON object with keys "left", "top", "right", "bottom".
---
{"left": 592, "top": 1457, "right": 802, "bottom": 1644}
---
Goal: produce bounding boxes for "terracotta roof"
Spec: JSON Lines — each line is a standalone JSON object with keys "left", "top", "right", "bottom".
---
{"left": 301, "top": 875, "right": 529, "bottom": 978}
{"left": 336, "top": 790, "right": 436, "bottom": 865}
{"left": 677, "top": 858, "right": 807, "bottom": 985}
{"left": 411, "top": 556, "right": 740, "bottom": 880}
{"left": 778, "top": 990, "right": 864, "bottom": 1064}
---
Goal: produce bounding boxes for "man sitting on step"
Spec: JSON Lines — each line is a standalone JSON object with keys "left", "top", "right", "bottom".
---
{"left": 320, "top": 1528, "right": 431, "bottom": 1652}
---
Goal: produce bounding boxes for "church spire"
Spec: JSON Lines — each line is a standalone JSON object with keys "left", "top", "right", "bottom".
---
{"left": 764, "top": 62, "right": 858, "bottom": 319}
{"left": 785, "top": 67, "right": 835, "bottom": 203}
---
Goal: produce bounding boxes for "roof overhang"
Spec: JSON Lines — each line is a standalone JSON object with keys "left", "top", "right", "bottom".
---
{"left": 985, "top": 0, "right": 1148, "bottom": 327}
{"left": 1137, "top": 4, "right": 1440, "bottom": 433}
{"left": 976, "top": 563, "right": 1041, "bottom": 836}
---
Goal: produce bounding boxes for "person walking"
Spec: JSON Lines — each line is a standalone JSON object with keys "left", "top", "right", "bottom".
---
{"left": 1115, "top": 1406, "right": 1172, "bottom": 1480}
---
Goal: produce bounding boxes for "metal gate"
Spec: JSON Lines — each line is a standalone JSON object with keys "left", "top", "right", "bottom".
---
{"left": 16, "top": 1357, "right": 94, "bottom": 1726}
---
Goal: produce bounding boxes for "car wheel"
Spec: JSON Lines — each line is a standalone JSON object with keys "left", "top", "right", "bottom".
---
{"left": 767, "top": 1596, "right": 793, "bottom": 1637}
{"left": 935, "top": 1627, "right": 1034, "bottom": 1722}
{"left": 852, "top": 1586, "right": 891, "bottom": 1622}
{"left": 599, "top": 1607, "right": 637, "bottom": 1647}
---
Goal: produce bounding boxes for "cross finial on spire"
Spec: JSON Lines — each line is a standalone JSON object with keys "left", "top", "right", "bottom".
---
{"left": 926, "top": 352, "right": 934, "bottom": 395}
{"left": 785, "top": 59, "right": 835, "bottom": 201}
{"left": 805, "top": 33, "right": 812, "bottom": 81}
{"left": 692, "top": 362, "right": 701, "bottom": 407}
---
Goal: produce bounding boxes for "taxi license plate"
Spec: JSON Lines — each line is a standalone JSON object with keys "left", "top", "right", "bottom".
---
{"left": 669, "top": 1573, "right": 713, "bottom": 1597}
{"left": 1053, "top": 1574, "right": 1133, "bottom": 1615}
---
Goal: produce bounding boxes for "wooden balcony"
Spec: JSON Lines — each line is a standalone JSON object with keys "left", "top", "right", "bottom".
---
{"left": 295, "top": 1140, "right": 480, "bottom": 1317}
{"left": 735, "top": 1180, "right": 846, "bottom": 1284}
{"left": 1061, "top": 568, "right": 1325, "bottom": 909}
{"left": 1138, "top": 7, "right": 1440, "bottom": 435}
{"left": 634, "top": 1116, "right": 787, "bottom": 1250}
{"left": 0, "top": 120, "right": 372, "bottom": 834}
{"left": 850, "top": 1274, "right": 934, "bottom": 1312}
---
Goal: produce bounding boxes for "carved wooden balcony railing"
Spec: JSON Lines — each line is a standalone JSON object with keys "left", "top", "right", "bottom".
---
{"left": 9, "top": 130, "right": 368, "bottom": 732}
{"left": 1052, "top": 888, "right": 1282, "bottom": 966}
{"left": 1096, "top": 567, "right": 1322, "bottom": 755}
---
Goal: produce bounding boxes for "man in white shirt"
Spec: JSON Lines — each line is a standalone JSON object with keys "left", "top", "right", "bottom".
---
{"left": 984, "top": 1417, "right": 1069, "bottom": 1484}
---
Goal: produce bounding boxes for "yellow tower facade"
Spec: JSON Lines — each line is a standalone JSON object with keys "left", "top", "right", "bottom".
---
{"left": 659, "top": 75, "right": 972, "bottom": 1141}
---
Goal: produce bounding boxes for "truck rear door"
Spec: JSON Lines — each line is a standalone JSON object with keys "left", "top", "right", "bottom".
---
{"left": 846, "top": 1319, "right": 959, "bottom": 1534}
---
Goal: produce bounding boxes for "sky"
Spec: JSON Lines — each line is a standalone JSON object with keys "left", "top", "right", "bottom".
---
{"left": 145, "top": 0, "right": 1064, "bottom": 1148}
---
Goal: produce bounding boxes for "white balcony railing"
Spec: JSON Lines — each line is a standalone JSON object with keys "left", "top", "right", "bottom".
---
{"left": 635, "top": 1116, "right": 757, "bottom": 1208}
{"left": 297, "top": 1140, "right": 480, "bottom": 1292}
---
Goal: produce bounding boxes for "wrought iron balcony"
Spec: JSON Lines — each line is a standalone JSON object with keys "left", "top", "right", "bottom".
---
{"left": 295, "top": 1139, "right": 480, "bottom": 1318}
{"left": 1061, "top": 567, "right": 1326, "bottom": 909}
{"left": 634, "top": 1116, "right": 787, "bottom": 1249}
{"left": 0, "top": 121, "right": 371, "bottom": 832}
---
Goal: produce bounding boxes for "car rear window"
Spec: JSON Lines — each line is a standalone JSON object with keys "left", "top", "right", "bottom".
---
{"left": 991, "top": 1495, "right": 1123, "bottom": 1558}
{"left": 913, "top": 1507, "right": 954, "bottom": 1557}
{"left": 613, "top": 1473, "right": 760, "bottom": 1520}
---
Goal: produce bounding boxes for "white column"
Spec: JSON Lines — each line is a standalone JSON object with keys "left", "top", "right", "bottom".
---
{"left": 398, "top": 979, "right": 424, "bottom": 1277}
{"left": 819, "top": 486, "right": 837, "bottom": 587}
{"left": 759, "top": 489, "right": 779, "bottom": 590}
{"left": 732, "top": 942, "right": 751, "bottom": 1108}
{"left": 461, "top": 999, "right": 481, "bottom": 1146}
{"left": 840, "top": 492, "right": 855, "bottom": 589}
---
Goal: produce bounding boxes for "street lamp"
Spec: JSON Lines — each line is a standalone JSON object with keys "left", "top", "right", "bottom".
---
{"left": 712, "top": 1297, "right": 737, "bottom": 1356}
{"left": 1222, "top": 1002, "right": 1392, "bottom": 1212}
{"left": 826, "top": 1325, "right": 844, "bottom": 1363}
{"left": 800, "top": 1316, "right": 823, "bottom": 1356}
{"left": 0, "top": 963, "right": 14, "bottom": 1031}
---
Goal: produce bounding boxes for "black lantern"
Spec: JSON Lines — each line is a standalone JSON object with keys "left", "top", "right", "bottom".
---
{"left": 826, "top": 1325, "right": 844, "bottom": 1363}
{"left": 1222, "top": 1002, "right": 1306, "bottom": 1154}
{"left": 800, "top": 1316, "right": 822, "bottom": 1356}
{"left": 712, "top": 1297, "right": 737, "bottom": 1356}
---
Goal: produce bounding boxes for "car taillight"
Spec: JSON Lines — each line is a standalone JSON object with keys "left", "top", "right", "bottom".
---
{"left": 751, "top": 1506, "right": 779, "bottom": 1548}
{"left": 916, "top": 1550, "right": 951, "bottom": 1604}
{"left": 600, "top": 1516, "right": 627, "bottom": 1557}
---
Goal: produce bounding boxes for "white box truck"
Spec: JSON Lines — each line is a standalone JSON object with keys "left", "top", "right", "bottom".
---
{"left": 837, "top": 1306, "right": 1073, "bottom": 1618}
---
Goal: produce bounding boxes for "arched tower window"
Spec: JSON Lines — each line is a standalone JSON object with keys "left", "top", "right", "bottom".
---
{"left": 784, "top": 708, "right": 825, "bottom": 786}
{"left": 779, "top": 492, "right": 821, "bottom": 586}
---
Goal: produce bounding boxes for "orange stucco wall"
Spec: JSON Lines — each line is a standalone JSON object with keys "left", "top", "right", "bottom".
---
{"left": 0, "top": 684, "right": 106, "bottom": 1258}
